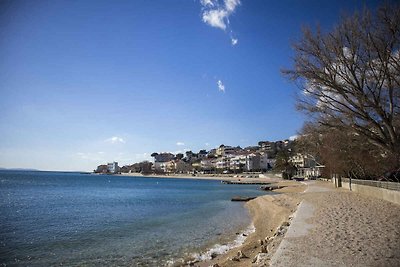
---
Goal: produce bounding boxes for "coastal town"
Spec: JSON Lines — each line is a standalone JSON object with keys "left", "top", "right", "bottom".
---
{"left": 94, "top": 139, "right": 323, "bottom": 179}
{"left": 1, "top": 1, "right": 400, "bottom": 266}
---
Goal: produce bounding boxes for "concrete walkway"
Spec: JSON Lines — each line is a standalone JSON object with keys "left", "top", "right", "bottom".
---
{"left": 270, "top": 182, "right": 332, "bottom": 267}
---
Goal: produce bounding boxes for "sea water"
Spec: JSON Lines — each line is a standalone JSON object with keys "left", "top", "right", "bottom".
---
{"left": 0, "top": 170, "right": 270, "bottom": 266}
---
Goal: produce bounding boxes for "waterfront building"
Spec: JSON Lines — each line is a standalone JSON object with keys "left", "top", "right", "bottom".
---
{"left": 107, "top": 162, "right": 119, "bottom": 174}
{"left": 216, "top": 145, "right": 237, "bottom": 156}
{"left": 216, "top": 155, "right": 232, "bottom": 171}
{"left": 200, "top": 158, "right": 216, "bottom": 172}
{"left": 290, "top": 153, "right": 324, "bottom": 178}
{"left": 229, "top": 154, "right": 247, "bottom": 172}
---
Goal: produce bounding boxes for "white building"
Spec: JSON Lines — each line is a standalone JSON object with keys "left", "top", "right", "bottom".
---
{"left": 216, "top": 145, "right": 237, "bottom": 156}
{"left": 201, "top": 158, "right": 216, "bottom": 172}
{"left": 154, "top": 161, "right": 170, "bottom": 173}
{"left": 244, "top": 153, "right": 273, "bottom": 171}
{"left": 216, "top": 156, "right": 231, "bottom": 170}
{"left": 107, "top": 162, "right": 119, "bottom": 174}
{"left": 290, "top": 153, "right": 324, "bottom": 178}
{"left": 230, "top": 155, "right": 247, "bottom": 171}
{"left": 260, "top": 153, "right": 274, "bottom": 170}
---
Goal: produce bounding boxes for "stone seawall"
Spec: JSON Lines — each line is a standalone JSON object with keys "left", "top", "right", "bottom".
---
{"left": 331, "top": 177, "right": 400, "bottom": 205}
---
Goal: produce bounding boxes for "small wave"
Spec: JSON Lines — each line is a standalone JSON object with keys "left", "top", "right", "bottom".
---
{"left": 191, "top": 223, "right": 255, "bottom": 262}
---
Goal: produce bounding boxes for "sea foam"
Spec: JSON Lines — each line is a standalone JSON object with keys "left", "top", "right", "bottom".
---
{"left": 191, "top": 223, "right": 255, "bottom": 262}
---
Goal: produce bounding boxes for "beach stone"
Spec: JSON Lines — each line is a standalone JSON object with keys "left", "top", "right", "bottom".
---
{"left": 282, "top": 221, "right": 290, "bottom": 227}
{"left": 231, "top": 256, "right": 240, "bottom": 262}
{"left": 261, "top": 245, "right": 268, "bottom": 253}
{"left": 259, "top": 239, "right": 264, "bottom": 246}
{"left": 211, "top": 264, "right": 220, "bottom": 267}
{"left": 237, "top": 250, "right": 248, "bottom": 259}
{"left": 188, "top": 259, "right": 200, "bottom": 266}
{"left": 210, "top": 252, "right": 218, "bottom": 259}
{"left": 253, "top": 253, "right": 269, "bottom": 264}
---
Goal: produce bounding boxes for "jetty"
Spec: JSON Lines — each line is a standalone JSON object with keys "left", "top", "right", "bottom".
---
{"left": 231, "top": 196, "right": 257, "bottom": 202}
{"left": 260, "top": 185, "right": 286, "bottom": 191}
{"left": 222, "top": 181, "right": 271, "bottom": 185}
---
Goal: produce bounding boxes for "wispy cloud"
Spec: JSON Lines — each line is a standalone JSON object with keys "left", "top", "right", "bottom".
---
{"left": 217, "top": 80, "right": 225, "bottom": 92}
{"left": 200, "top": 0, "right": 240, "bottom": 44}
{"left": 225, "top": 0, "right": 240, "bottom": 12}
{"left": 176, "top": 141, "right": 185, "bottom": 146}
{"left": 231, "top": 38, "right": 238, "bottom": 46}
{"left": 105, "top": 136, "right": 125, "bottom": 144}
{"left": 201, "top": 0, "right": 215, "bottom": 7}
{"left": 202, "top": 9, "right": 228, "bottom": 30}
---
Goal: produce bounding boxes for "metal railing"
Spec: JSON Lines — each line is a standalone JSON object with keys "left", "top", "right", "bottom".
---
{"left": 341, "top": 178, "right": 400, "bottom": 191}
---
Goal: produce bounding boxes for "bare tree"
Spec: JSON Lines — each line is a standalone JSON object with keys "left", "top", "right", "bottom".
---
{"left": 283, "top": 4, "right": 400, "bottom": 162}
{"left": 297, "top": 121, "right": 398, "bottom": 179}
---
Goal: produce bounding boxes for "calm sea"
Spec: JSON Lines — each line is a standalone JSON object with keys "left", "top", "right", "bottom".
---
{"left": 0, "top": 171, "right": 269, "bottom": 266}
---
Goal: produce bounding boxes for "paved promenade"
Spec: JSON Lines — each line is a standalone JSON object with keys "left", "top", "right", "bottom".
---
{"left": 270, "top": 181, "right": 400, "bottom": 267}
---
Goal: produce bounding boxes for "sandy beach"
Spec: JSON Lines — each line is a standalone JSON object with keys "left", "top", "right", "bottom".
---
{"left": 195, "top": 180, "right": 400, "bottom": 267}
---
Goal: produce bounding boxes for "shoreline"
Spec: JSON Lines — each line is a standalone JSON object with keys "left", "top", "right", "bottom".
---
{"left": 117, "top": 172, "right": 282, "bottom": 183}
{"left": 194, "top": 180, "right": 307, "bottom": 267}
{"left": 118, "top": 172, "right": 307, "bottom": 266}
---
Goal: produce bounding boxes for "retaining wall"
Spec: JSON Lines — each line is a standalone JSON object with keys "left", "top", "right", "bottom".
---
{"left": 332, "top": 177, "right": 400, "bottom": 205}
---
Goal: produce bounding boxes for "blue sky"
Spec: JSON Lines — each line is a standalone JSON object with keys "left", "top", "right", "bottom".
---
{"left": 0, "top": 0, "right": 383, "bottom": 171}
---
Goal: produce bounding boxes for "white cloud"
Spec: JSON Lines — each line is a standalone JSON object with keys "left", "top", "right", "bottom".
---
{"left": 205, "top": 142, "right": 210, "bottom": 147}
{"left": 225, "top": 0, "right": 240, "bottom": 12}
{"left": 202, "top": 9, "right": 228, "bottom": 30}
{"left": 176, "top": 141, "right": 185, "bottom": 146}
{"left": 200, "top": 0, "right": 216, "bottom": 7}
{"left": 105, "top": 136, "right": 125, "bottom": 144}
{"left": 200, "top": 0, "right": 241, "bottom": 42}
{"left": 231, "top": 37, "right": 238, "bottom": 45}
{"left": 289, "top": 135, "right": 299, "bottom": 141}
{"left": 217, "top": 80, "right": 225, "bottom": 92}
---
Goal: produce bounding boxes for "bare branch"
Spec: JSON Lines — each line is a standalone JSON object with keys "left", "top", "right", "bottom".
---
{"left": 283, "top": 3, "right": 400, "bottom": 159}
